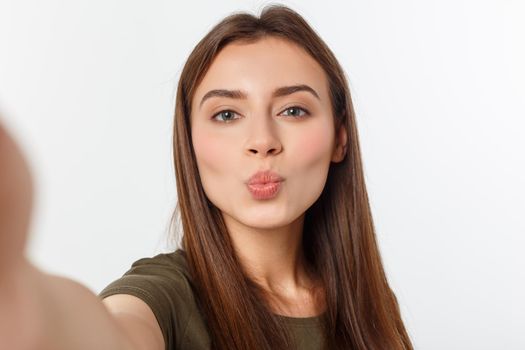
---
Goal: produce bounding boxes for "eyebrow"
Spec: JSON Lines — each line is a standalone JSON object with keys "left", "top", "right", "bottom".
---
{"left": 199, "top": 84, "right": 320, "bottom": 109}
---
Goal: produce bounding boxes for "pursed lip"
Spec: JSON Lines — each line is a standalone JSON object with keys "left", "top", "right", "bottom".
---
{"left": 246, "top": 170, "right": 284, "bottom": 185}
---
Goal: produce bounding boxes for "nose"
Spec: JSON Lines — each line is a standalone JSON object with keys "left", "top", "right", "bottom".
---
{"left": 244, "top": 113, "right": 282, "bottom": 158}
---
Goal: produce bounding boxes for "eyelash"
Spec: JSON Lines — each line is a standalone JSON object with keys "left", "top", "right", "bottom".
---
{"left": 211, "top": 106, "right": 310, "bottom": 123}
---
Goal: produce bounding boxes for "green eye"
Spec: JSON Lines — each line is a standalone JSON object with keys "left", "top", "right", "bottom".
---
{"left": 212, "top": 110, "right": 238, "bottom": 123}
{"left": 281, "top": 106, "right": 309, "bottom": 117}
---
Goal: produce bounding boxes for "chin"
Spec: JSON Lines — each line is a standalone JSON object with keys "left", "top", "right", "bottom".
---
{"left": 240, "top": 211, "right": 302, "bottom": 230}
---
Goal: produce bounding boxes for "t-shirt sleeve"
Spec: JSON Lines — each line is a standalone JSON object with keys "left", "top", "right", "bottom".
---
{"left": 98, "top": 253, "right": 193, "bottom": 350}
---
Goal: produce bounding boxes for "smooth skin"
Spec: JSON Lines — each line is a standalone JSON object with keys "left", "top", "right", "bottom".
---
{"left": 0, "top": 36, "right": 346, "bottom": 349}
{"left": 191, "top": 36, "right": 347, "bottom": 316}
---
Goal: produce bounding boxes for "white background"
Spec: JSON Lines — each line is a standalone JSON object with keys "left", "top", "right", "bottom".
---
{"left": 1, "top": 1, "right": 524, "bottom": 349}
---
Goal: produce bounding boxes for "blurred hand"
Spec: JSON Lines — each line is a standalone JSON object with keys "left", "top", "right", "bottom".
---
{"left": 0, "top": 119, "right": 34, "bottom": 272}
{"left": 0, "top": 119, "right": 40, "bottom": 349}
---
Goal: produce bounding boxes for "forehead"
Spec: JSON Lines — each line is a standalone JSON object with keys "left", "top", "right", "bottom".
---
{"left": 192, "top": 36, "right": 329, "bottom": 109}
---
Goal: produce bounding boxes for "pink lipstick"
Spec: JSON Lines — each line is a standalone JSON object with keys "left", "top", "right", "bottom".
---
{"left": 246, "top": 170, "right": 284, "bottom": 200}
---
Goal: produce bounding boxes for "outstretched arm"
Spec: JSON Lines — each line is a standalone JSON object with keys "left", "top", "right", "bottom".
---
{"left": 0, "top": 120, "right": 164, "bottom": 350}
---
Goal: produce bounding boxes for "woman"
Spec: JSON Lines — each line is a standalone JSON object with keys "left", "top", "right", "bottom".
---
{"left": 0, "top": 4, "right": 413, "bottom": 350}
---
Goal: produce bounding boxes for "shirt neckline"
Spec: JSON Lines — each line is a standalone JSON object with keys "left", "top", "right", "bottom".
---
{"left": 274, "top": 312, "right": 325, "bottom": 326}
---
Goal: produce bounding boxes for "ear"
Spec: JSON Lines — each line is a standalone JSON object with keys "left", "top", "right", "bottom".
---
{"left": 331, "top": 124, "right": 348, "bottom": 163}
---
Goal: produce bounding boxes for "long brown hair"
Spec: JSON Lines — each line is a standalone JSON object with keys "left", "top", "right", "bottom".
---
{"left": 171, "top": 4, "right": 413, "bottom": 350}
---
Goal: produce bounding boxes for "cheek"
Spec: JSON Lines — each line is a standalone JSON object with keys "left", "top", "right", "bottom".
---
{"left": 191, "top": 127, "right": 237, "bottom": 205}
{"left": 286, "top": 122, "right": 334, "bottom": 205}
{"left": 192, "top": 128, "right": 225, "bottom": 174}
{"left": 291, "top": 123, "right": 334, "bottom": 168}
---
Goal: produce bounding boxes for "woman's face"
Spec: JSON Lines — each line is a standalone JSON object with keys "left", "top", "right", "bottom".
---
{"left": 191, "top": 36, "right": 346, "bottom": 230}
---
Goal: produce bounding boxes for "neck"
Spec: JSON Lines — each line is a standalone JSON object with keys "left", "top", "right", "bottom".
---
{"left": 225, "top": 213, "right": 312, "bottom": 289}
{"left": 222, "top": 212, "right": 325, "bottom": 317}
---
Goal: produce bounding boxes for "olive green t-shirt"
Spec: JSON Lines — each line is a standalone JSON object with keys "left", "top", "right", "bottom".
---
{"left": 98, "top": 249, "right": 324, "bottom": 350}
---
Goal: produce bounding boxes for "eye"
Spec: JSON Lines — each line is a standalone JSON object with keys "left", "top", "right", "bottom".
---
{"left": 280, "top": 106, "right": 310, "bottom": 118}
{"left": 211, "top": 110, "right": 240, "bottom": 123}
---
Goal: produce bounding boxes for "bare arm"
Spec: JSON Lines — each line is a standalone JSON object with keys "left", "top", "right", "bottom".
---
{"left": 0, "top": 121, "right": 164, "bottom": 350}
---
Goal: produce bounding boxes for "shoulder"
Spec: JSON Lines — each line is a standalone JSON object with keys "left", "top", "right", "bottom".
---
{"left": 123, "top": 249, "right": 190, "bottom": 278}
{"left": 99, "top": 249, "right": 207, "bottom": 349}
{"left": 101, "top": 249, "right": 193, "bottom": 306}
